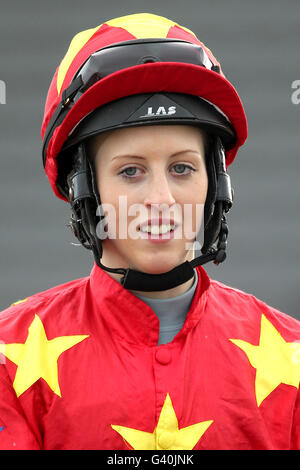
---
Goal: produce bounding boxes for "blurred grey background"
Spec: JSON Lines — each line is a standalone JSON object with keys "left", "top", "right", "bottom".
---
{"left": 0, "top": 0, "right": 299, "bottom": 318}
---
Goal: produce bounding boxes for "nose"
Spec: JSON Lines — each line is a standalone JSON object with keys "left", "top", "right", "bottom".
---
{"left": 143, "top": 172, "right": 176, "bottom": 208}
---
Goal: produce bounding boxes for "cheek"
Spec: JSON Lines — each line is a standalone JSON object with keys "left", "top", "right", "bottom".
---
{"left": 96, "top": 172, "right": 113, "bottom": 203}
{"left": 96, "top": 174, "right": 118, "bottom": 236}
{"left": 96, "top": 176, "right": 141, "bottom": 238}
{"left": 180, "top": 172, "right": 208, "bottom": 205}
{"left": 180, "top": 175, "right": 208, "bottom": 239}
{"left": 97, "top": 170, "right": 139, "bottom": 202}
{"left": 196, "top": 171, "right": 209, "bottom": 201}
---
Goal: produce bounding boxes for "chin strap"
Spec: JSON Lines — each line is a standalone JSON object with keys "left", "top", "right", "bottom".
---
{"left": 67, "top": 138, "right": 232, "bottom": 292}
{"left": 93, "top": 216, "right": 228, "bottom": 291}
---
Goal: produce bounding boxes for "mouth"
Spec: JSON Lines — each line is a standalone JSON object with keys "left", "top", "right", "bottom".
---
{"left": 138, "top": 218, "right": 178, "bottom": 241}
{"left": 139, "top": 223, "right": 176, "bottom": 235}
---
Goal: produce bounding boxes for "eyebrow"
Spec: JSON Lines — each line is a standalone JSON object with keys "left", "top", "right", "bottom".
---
{"left": 111, "top": 149, "right": 202, "bottom": 161}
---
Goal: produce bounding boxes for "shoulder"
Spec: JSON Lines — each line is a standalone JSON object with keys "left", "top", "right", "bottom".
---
{"left": 206, "top": 275, "right": 300, "bottom": 338}
{"left": 0, "top": 275, "right": 90, "bottom": 339}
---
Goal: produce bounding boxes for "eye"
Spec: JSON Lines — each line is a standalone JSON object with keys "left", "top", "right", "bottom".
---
{"left": 119, "top": 166, "right": 141, "bottom": 179}
{"left": 172, "top": 164, "right": 195, "bottom": 175}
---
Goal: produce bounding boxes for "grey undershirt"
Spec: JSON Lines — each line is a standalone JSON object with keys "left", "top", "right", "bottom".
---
{"left": 133, "top": 269, "right": 198, "bottom": 345}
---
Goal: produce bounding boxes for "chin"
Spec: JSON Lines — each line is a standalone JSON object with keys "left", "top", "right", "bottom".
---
{"left": 131, "top": 258, "right": 183, "bottom": 275}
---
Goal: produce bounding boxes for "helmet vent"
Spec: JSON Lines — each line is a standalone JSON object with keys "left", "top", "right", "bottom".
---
{"left": 139, "top": 56, "right": 159, "bottom": 64}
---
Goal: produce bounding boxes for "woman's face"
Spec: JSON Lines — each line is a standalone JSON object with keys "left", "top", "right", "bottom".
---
{"left": 92, "top": 125, "right": 208, "bottom": 275}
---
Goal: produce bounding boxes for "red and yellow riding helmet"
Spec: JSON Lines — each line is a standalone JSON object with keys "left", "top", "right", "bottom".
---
{"left": 41, "top": 13, "right": 247, "bottom": 202}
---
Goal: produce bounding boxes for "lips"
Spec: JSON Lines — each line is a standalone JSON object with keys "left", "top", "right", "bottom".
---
{"left": 136, "top": 217, "right": 181, "bottom": 243}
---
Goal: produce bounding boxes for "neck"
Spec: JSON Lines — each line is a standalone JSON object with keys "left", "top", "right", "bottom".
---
{"left": 130, "top": 274, "right": 196, "bottom": 299}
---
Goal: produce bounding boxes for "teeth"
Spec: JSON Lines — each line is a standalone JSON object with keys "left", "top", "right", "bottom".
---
{"left": 140, "top": 224, "right": 175, "bottom": 234}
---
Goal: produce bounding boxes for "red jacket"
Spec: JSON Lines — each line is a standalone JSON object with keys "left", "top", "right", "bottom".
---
{"left": 0, "top": 263, "right": 299, "bottom": 450}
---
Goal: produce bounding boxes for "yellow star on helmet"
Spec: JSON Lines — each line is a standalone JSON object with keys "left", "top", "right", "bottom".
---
{"left": 0, "top": 314, "right": 88, "bottom": 397}
{"left": 106, "top": 13, "right": 196, "bottom": 40}
{"left": 111, "top": 393, "right": 213, "bottom": 450}
{"left": 230, "top": 314, "right": 300, "bottom": 406}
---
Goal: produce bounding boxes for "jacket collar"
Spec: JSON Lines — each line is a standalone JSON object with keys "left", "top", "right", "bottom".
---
{"left": 89, "top": 263, "right": 210, "bottom": 347}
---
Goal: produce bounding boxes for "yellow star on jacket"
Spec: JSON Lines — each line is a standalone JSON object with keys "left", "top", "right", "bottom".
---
{"left": 0, "top": 314, "right": 88, "bottom": 397}
{"left": 111, "top": 393, "right": 213, "bottom": 450}
{"left": 230, "top": 314, "right": 300, "bottom": 406}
